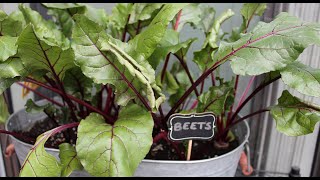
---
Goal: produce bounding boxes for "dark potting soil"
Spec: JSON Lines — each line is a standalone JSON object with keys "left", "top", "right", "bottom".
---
{"left": 14, "top": 117, "right": 239, "bottom": 161}
{"left": 14, "top": 117, "right": 77, "bottom": 149}
{"left": 145, "top": 138, "right": 239, "bottom": 161}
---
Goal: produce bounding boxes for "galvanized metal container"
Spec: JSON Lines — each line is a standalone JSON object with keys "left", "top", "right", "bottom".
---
{"left": 6, "top": 104, "right": 249, "bottom": 177}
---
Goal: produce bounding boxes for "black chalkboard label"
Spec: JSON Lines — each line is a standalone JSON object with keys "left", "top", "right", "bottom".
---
{"left": 167, "top": 112, "right": 216, "bottom": 141}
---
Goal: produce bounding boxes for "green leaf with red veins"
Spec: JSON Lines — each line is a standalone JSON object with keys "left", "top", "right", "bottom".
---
{"left": 72, "top": 15, "right": 164, "bottom": 110}
{"left": 270, "top": 90, "right": 320, "bottom": 136}
{"left": 59, "top": 143, "right": 83, "bottom": 177}
{"left": 19, "top": 123, "right": 79, "bottom": 177}
{"left": 71, "top": 4, "right": 186, "bottom": 111}
{"left": 126, "top": 3, "right": 188, "bottom": 69}
{"left": 19, "top": 4, "right": 70, "bottom": 49}
{"left": 43, "top": 3, "right": 108, "bottom": 37}
{"left": 17, "top": 25, "right": 75, "bottom": 80}
{"left": 19, "top": 129, "right": 62, "bottom": 177}
{"left": 280, "top": 61, "right": 320, "bottom": 98}
{"left": 76, "top": 104, "right": 153, "bottom": 177}
{"left": 214, "top": 12, "right": 320, "bottom": 76}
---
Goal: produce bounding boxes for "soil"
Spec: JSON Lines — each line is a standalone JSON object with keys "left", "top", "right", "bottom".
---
{"left": 14, "top": 117, "right": 77, "bottom": 149}
{"left": 13, "top": 117, "right": 239, "bottom": 160}
{"left": 145, "top": 138, "right": 239, "bottom": 161}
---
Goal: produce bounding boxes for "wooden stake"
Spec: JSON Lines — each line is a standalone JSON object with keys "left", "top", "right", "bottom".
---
{"left": 187, "top": 140, "right": 193, "bottom": 161}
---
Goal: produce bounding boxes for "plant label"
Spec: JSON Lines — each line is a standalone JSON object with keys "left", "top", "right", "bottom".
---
{"left": 167, "top": 112, "right": 216, "bottom": 141}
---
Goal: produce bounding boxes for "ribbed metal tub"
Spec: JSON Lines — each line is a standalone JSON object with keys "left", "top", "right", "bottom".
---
{"left": 6, "top": 105, "right": 249, "bottom": 177}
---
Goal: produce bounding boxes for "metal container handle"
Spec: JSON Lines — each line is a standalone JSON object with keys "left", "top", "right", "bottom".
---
{"left": 245, "top": 141, "right": 251, "bottom": 173}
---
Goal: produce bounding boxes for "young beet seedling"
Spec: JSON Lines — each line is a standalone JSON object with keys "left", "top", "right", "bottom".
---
{"left": 0, "top": 3, "right": 320, "bottom": 177}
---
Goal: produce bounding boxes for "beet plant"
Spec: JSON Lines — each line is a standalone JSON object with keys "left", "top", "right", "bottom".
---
{"left": 1, "top": 3, "right": 320, "bottom": 177}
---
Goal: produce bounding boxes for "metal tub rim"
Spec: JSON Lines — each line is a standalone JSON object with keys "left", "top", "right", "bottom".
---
{"left": 5, "top": 104, "right": 250, "bottom": 166}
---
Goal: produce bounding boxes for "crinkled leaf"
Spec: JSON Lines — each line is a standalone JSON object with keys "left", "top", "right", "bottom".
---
{"left": 270, "top": 90, "right": 320, "bottom": 136}
{"left": 280, "top": 61, "right": 320, "bottom": 98}
{"left": 59, "top": 143, "right": 83, "bottom": 177}
{"left": 197, "top": 81, "right": 234, "bottom": 115}
{"left": 84, "top": 5, "right": 109, "bottom": 27}
{"left": 192, "top": 4, "right": 215, "bottom": 33}
{"left": 76, "top": 104, "right": 153, "bottom": 177}
{"left": 19, "top": 4, "right": 70, "bottom": 49}
{"left": 0, "top": 94, "right": 9, "bottom": 124}
{"left": 205, "top": 9, "right": 234, "bottom": 49}
{"left": 172, "top": 3, "right": 202, "bottom": 32}
{"left": 46, "top": 8, "right": 79, "bottom": 38}
{"left": 42, "top": 3, "right": 86, "bottom": 38}
{"left": 0, "top": 36, "right": 17, "bottom": 62}
{"left": 194, "top": 9, "right": 234, "bottom": 71}
{"left": 7, "top": 10, "right": 27, "bottom": 28}
{"left": 44, "top": 3, "right": 108, "bottom": 37}
{"left": 0, "top": 57, "right": 26, "bottom": 78}
{"left": 72, "top": 15, "right": 165, "bottom": 110}
{"left": 19, "top": 128, "right": 61, "bottom": 177}
{"left": 214, "top": 12, "right": 320, "bottom": 76}
{"left": 0, "top": 10, "right": 23, "bottom": 37}
{"left": 128, "top": 3, "right": 164, "bottom": 24}
{"left": 17, "top": 25, "right": 75, "bottom": 79}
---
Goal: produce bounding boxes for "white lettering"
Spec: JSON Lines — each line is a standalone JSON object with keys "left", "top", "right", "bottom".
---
{"left": 205, "top": 122, "right": 212, "bottom": 130}
{"left": 174, "top": 122, "right": 182, "bottom": 131}
{"left": 198, "top": 122, "right": 206, "bottom": 130}
{"left": 183, "top": 122, "right": 190, "bottom": 130}
{"left": 190, "top": 122, "right": 197, "bottom": 130}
